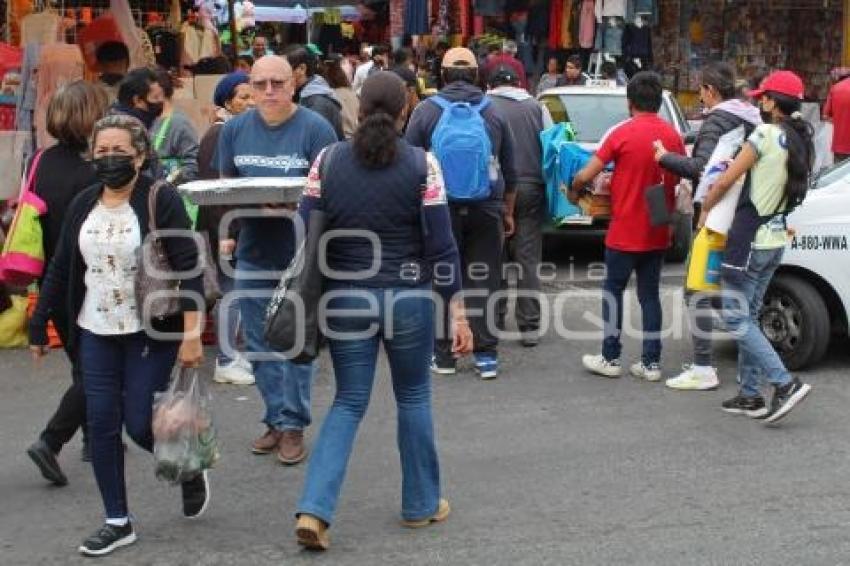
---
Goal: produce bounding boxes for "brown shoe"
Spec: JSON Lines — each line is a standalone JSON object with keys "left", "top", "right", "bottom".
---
{"left": 401, "top": 498, "right": 451, "bottom": 528}
{"left": 277, "top": 429, "right": 307, "bottom": 465}
{"left": 251, "top": 428, "right": 282, "bottom": 455}
{"left": 296, "top": 514, "right": 329, "bottom": 551}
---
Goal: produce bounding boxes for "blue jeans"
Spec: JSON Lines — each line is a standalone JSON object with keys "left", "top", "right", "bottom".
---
{"left": 720, "top": 247, "right": 792, "bottom": 398}
{"left": 216, "top": 263, "right": 242, "bottom": 365}
{"left": 298, "top": 285, "right": 441, "bottom": 526}
{"left": 602, "top": 248, "right": 665, "bottom": 365}
{"left": 79, "top": 330, "right": 179, "bottom": 519}
{"left": 236, "top": 261, "right": 314, "bottom": 431}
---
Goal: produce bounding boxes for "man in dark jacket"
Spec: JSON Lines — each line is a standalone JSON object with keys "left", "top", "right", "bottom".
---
{"left": 285, "top": 44, "right": 344, "bottom": 140}
{"left": 487, "top": 65, "right": 553, "bottom": 348}
{"left": 406, "top": 47, "right": 518, "bottom": 379}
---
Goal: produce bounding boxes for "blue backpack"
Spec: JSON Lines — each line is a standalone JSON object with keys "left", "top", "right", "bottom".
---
{"left": 430, "top": 96, "right": 493, "bottom": 201}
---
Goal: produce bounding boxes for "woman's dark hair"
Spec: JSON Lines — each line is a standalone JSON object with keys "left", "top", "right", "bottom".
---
{"left": 117, "top": 67, "right": 158, "bottom": 107}
{"left": 627, "top": 71, "right": 663, "bottom": 112}
{"left": 153, "top": 67, "right": 175, "bottom": 99}
{"left": 701, "top": 62, "right": 736, "bottom": 100}
{"left": 323, "top": 55, "right": 351, "bottom": 89}
{"left": 353, "top": 72, "right": 407, "bottom": 169}
{"left": 765, "top": 91, "right": 815, "bottom": 210}
{"left": 284, "top": 44, "right": 318, "bottom": 78}
{"left": 47, "top": 80, "right": 110, "bottom": 149}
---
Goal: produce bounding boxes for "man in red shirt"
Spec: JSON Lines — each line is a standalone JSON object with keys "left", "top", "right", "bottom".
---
{"left": 824, "top": 69, "right": 850, "bottom": 162}
{"left": 569, "top": 71, "right": 686, "bottom": 382}
{"left": 482, "top": 40, "right": 528, "bottom": 90}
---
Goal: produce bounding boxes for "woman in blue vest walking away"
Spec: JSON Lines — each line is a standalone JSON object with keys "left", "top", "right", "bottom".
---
{"left": 293, "top": 71, "right": 472, "bottom": 550}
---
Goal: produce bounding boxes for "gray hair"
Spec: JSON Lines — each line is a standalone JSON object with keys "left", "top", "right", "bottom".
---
{"left": 503, "top": 40, "right": 518, "bottom": 55}
{"left": 90, "top": 114, "right": 153, "bottom": 160}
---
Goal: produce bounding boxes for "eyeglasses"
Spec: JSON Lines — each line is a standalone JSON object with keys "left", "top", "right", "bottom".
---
{"left": 251, "top": 78, "right": 291, "bottom": 91}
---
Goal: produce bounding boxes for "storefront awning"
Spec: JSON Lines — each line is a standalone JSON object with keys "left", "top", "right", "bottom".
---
{"left": 253, "top": 0, "right": 379, "bottom": 7}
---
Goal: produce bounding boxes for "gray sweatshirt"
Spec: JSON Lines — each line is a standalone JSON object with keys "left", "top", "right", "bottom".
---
{"left": 486, "top": 86, "right": 552, "bottom": 187}
{"left": 151, "top": 110, "right": 200, "bottom": 184}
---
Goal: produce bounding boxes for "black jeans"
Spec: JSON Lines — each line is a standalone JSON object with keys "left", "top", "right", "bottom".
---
{"left": 39, "top": 314, "right": 86, "bottom": 454}
{"left": 435, "top": 203, "right": 503, "bottom": 360}
{"left": 500, "top": 183, "right": 545, "bottom": 332}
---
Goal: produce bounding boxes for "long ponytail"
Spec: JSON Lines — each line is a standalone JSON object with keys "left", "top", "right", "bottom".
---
{"left": 769, "top": 92, "right": 815, "bottom": 210}
{"left": 352, "top": 111, "right": 398, "bottom": 169}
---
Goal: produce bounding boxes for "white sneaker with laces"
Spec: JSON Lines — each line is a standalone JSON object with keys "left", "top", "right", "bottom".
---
{"left": 213, "top": 358, "right": 255, "bottom": 385}
{"left": 630, "top": 361, "right": 662, "bottom": 382}
{"left": 582, "top": 354, "right": 622, "bottom": 378}
{"left": 665, "top": 365, "right": 719, "bottom": 391}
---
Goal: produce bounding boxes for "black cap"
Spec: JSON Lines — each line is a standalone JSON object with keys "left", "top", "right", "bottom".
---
{"left": 390, "top": 65, "right": 418, "bottom": 89}
{"left": 488, "top": 65, "right": 519, "bottom": 87}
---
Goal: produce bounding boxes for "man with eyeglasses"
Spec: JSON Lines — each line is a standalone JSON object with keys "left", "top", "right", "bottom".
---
{"left": 216, "top": 55, "right": 337, "bottom": 465}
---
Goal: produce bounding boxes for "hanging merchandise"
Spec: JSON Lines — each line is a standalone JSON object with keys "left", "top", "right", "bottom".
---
{"left": 34, "top": 43, "right": 84, "bottom": 149}
{"left": 77, "top": 14, "right": 124, "bottom": 71}
{"left": 110, "top": 0, "right": 156, "bottom": 69}
{"left": 601, "top": 16, "right": 623, "bottom": 57}
{"left": 623, "top": 17, "right": 651, "bottom": 64}
{"left": 595, "top": 0, "right": 626, "bottom": 21}
{"left": 547, "top": 0, "right": 562, "bottom": 50}
{"left": 578, "top": 0, "right": 595, "bottom": 49}
{"left": 20, "top": 8, "right": 62, "bottom": 47}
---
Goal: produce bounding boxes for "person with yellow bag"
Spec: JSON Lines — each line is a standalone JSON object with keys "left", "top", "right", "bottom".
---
{"left": 654, "top": 62, "right": 762, "bottom": 391}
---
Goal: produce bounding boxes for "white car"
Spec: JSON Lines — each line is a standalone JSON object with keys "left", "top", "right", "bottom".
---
{"left": 538, "top": 85, "right": 696, "bottom": 261}
{"left": 761, "top": 159, "right": 850, "bottom": 369}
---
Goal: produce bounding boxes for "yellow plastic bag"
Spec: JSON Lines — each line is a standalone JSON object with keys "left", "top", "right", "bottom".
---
{"left": 0, "top": 295, "right": 30, "bottom": 348}
{"left": 686, "top": 227, "right": 727, "bottom": 292}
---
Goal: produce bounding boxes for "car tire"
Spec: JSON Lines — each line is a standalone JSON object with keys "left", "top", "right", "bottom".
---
{"left": 761, "top": 273, "right": 831, "bottom": 371}
{"left": 666, "top": 212, "right": 692, "bottom": 263}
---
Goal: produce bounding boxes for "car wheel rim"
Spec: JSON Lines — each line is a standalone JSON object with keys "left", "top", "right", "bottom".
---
{"left": 761, "top": 294, "right": 802, "bottom": 355}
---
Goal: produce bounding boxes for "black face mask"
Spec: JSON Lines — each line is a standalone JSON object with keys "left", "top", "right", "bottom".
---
{"left": 93, "top": 155, "right": 138, "bottom": 189}
{"left": 145, "top": 101, "right": 164, "bottom": 119}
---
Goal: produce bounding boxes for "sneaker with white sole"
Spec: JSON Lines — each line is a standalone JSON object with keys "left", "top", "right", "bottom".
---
{"left": 665, "top": 365, "right": 720, "bottom": 391}
{"left": 78, "top": 523, "right": 136, "bottom": 557}
{"left": 474, "top": 353, "right": 499, "bottom": 380}
{"left": 630, "top": 361, "right": 662, "bottom": 382}
{"left": 213, "top": 358, "right": 255, "bottom": 385}
{"left": 582, "top": 354, "right": 622, "bottom": 378}
{"left": 764, "top": 378, "right": 812, "bottom": 424}
{"left": 721, "top": 394, "right": 769, "bottom": 418}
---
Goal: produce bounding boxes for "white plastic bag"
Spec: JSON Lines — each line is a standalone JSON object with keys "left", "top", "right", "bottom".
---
{"left": 152, "top": 367, "right": 219, "bottom": 484}
{"left": 694, "top": 125, "right": 746, "bottom": 203}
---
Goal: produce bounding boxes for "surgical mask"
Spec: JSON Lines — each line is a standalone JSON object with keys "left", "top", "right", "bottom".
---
{"left": 93, "top": 154, "right": 138, "bottom": 189}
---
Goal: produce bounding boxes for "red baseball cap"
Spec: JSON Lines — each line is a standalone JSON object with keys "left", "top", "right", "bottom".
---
{"left": 746, "top": 70, "right": 805, "bottom": 100}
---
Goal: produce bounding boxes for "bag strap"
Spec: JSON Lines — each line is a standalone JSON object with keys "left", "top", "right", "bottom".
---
{"left": 415, "top": 148, "right": 430, "bottom": 240}
{"left": 317, "top": 142, "right": 341, "bottom": 210}
{"left": 19, "top": 149, "right": 44, "bottom": 201}
{"left": 152, "top": 115, "right": 173, "bottom": 153}
{"left": 148, "top": 180, "right": 166, "bottom": 233}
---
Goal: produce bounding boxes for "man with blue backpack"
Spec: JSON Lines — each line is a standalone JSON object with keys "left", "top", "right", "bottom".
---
{"left": 406, "top": 47, "right": 518, "bottom": 379}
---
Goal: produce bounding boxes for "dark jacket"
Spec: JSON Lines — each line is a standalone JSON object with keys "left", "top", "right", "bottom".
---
{"left": 297, "top": 76, "right": 344, "bottom": 141}
{"left": 659, "top": 101, "right": 761, "bottom": 184}
{"left": 29, "top": 175, "right": 203, "bottom": 350}
{"left": 404, "top": 81, "right": 518, "bottom": 204}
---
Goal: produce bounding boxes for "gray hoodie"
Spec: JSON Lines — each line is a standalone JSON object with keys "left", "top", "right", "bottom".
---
{"left": 151, "top": 110, "right": 200, "bottom": 184}
{"left": 486, "top": 86, "right": 553, "bottom": 187}
{"left": 660, "top": 98, "right": 762, "bottom": 184}
{"left": 297, "top": 75, "right": 344, "bottom": 141}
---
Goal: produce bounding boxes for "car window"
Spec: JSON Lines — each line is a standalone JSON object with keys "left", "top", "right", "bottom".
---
{"left": 813, "top": 158, "right": 850, "bottom": 190}
{"left": 541, "top": 93, "right": 676, "bottom": 143}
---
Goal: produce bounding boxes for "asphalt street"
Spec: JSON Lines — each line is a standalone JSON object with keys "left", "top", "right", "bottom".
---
{"left": 2, "top": 252, "right": 850, "bottom": 565}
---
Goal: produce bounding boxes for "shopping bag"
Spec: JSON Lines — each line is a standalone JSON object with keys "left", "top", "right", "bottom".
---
{"left": 0, "top": 295, "right": 29, "bottom": 348}
{"left": 152, "top": 367, "right": 219, "bottom": 484}
{"left": 0, "top": 150, "right": 46, "bottom": 286}
{"left": 686, "top": 227, "right": 727, "bottom": 292}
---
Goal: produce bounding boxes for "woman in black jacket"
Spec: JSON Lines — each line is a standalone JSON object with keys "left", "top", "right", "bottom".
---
{"left": 29, "top": 114, "right": 207, "bottom": 558}
{"left": 26, "top": 80, "right": 109, "bottom": 486}
{"left": 654, "top": 62, "right": 762, "bottom": 393}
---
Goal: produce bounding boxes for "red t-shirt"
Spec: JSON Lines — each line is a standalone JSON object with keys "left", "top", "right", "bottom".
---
{"left": 825, "top": 78, "right": 850, "bottom": 154}
{"left": 595, "top": 113, "right": 685, "bottom": 252}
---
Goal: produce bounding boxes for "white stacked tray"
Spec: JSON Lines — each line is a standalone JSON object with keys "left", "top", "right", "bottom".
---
{"left": 177, "top": 177, "right": 307, "bottom": 205}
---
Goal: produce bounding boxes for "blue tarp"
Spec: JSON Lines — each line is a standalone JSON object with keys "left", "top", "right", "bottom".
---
{"left": 541, "top": 123, "right": 592, "bottom": 223}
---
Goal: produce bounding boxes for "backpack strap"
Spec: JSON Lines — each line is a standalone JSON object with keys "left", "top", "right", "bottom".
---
{"left": 473, "top": 97, "right": 491, "bottom": 113}
{"left": 317, "top": 141, "right": 342, "bottom": 210}
{"left": 429, "top": 95, "right": 451, "bottom": 112}
{"left": 414, "top": 147, "right": 430, "bottom": 239}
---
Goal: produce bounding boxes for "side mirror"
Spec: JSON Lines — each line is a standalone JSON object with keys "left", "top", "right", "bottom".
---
{"left": 683, "top": 130, "right": 697, "bottom": 145}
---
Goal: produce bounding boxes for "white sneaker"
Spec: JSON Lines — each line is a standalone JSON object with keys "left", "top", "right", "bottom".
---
{"left": 630, "top": 361, "right": 662, "bottom": 382}
{"left": 213, "top": 359, "right": 255, "bottom": 385}
{"left": 582, "top": 354, "right": 622, "bottom": 378}
{"left": 665, "top": 365, "right": 719, "bottom": 391}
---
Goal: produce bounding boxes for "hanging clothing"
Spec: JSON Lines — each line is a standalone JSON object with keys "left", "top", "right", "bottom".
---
{"left": 111, "top": 0, "right": 153, "bottom": 69}
{"left": 35, "top": 43, "right": 85, "bottom": 149}
{"left": 560, "top": 0, "right": 573, "bottom": 49}
{"left": 601, "top": 17, "right": 624, "bottom": 56}
{"left": 595, "top": 0, "right": 626, "bottom": 21}
{"left": 475, "top": 0, "right": 507, "bottom": 17}
{"left": 528, "top": 0, "right": 550, "bottom": 40}
{"left": 548, "top": 0, "right": 563, "bottom": 49}
{"left": 147, "top": 26, "right": 181, "bottom": 69}
{"left": 626, "top": 0, "right": 657, "bottom": 25}
{"left": 404, "top": 0, "right": 430, "bottom": 36}
{"left": 622, "top": 24, "right": 652, "bottom": 60}
{"left": 181, "top": 22, "right": 220, "bottom": 67}
{"left": 16, "top": 43, "right": 40, "bottom": 148}
{"left": 20, "top": 11, "right": 62, "bottom": 46}
{"left": 579, "top": 0, "right": 596, "bottom": 49}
